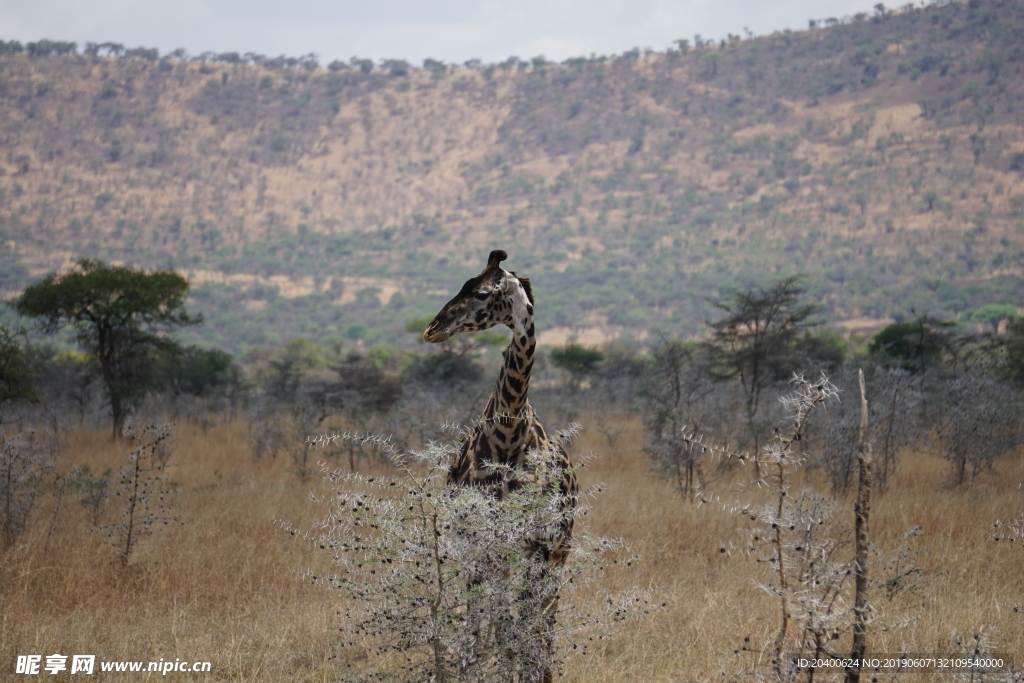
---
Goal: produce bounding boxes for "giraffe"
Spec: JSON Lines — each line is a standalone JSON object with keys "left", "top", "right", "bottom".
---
{"left": 423, "top": 249, "right": 577, "bottom": 682}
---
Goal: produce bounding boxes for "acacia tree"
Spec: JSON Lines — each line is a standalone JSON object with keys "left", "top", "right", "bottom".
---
{"left": 15, "top": 259, "right": 200, "bottom": 437}
{"left": 971, "top": 303, "right": 1019, "bottom": 334}
{"left": 0, "top": 326, "right": 35, "bottom": 414}
{"left": 1006, "top": 318, "right": 1024, "bottom": 383}
{"left": 868, "top": 313, "right": 954, "bottom": 373}
{"left": 550, "top": 343, "right": 604, "bottom": 390}
{"left": 706, "top": 276, "right": 820, "bottom": 462}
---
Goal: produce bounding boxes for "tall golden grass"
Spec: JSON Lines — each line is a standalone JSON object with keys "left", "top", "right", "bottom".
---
{"left": 2, "top": 414, "right": 1022, "bottom": 680}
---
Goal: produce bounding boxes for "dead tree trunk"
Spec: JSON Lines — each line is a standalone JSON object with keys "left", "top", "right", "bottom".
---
{"left": 845, "top": 369, "right": 873, "bottom": 683}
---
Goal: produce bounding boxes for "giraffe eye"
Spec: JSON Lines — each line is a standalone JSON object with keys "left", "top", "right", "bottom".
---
{"left": 473, "top": 290, "right": 490, "bottom": 300}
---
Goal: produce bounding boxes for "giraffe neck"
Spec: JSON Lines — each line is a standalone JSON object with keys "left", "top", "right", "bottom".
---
{"left": 483, "top": 278, "right": 536, "bottom": 432}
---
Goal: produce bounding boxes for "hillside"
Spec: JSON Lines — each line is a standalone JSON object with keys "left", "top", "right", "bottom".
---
{"left": 1, "top": 0, "right": 1024, "bottom": 352}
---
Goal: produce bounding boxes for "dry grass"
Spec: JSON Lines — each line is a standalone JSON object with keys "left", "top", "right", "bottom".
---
{"left": 2, "top": 414, "right": 1022, "bottom": 680}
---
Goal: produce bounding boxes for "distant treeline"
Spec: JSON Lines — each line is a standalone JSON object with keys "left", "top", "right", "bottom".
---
{"left": 0, "top": 0, "right": 964, "bottom": 74}
{"left": 0, "top": 39, "right": 78, "bottom": 57}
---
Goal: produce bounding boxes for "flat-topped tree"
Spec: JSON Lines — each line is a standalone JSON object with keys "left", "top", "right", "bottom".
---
{"left": 14, "top": 259, "right": 200, "bottom": 437}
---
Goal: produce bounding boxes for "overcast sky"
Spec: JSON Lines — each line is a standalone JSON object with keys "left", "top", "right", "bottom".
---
{"left": 1, "top": 0, "right": 883, "bottom": 66}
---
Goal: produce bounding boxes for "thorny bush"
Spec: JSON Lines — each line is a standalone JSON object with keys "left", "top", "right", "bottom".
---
{"left": 286, "top": 429, "right": 653, "bottom": 683}
{"left": 687, "top": 374, "right": 869, "bottom": 682}
{"left": 99, "top": 420, "right": 178, "bottom": 565}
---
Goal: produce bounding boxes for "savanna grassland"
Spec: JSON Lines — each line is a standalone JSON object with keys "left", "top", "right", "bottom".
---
{"left": 2, "top": 0, "right": 1024, "bottom": 352}
{"left": 2, "top": 412, "right": 1022, "bottom": 681}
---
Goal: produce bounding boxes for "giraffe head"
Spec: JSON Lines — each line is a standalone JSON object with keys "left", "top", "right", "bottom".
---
{"left": 423, "top": 249, "right": 534, "bottom": 343}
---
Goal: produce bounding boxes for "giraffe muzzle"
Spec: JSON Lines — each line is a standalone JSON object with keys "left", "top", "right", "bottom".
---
{"left": 423, "top": 322, "right": 450, "bottom": 343}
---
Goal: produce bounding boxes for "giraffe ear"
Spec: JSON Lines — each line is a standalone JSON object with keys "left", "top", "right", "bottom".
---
{"left": 487, "top": 250, "right": 508, "bottom": 269}
{"left": 502, "top": 271, "right": 517, "bottom": 295}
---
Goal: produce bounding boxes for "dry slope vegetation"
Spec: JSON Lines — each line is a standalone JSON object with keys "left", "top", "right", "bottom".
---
{"left": 1, "top": 0, "right": 1024, "bottom": 350}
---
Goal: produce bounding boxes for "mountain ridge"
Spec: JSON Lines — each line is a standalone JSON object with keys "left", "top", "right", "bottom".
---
{"left": 1, "top": 0, "right": 1023, "bottom": 352}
